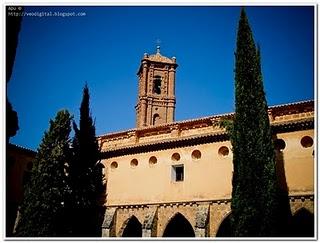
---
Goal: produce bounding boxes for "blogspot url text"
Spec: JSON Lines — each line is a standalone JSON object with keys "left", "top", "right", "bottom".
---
{"left": 8, "top": 10, "right": 87, "bottom": 18}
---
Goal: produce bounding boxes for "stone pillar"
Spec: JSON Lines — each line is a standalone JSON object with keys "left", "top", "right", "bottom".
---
{"left": 142, "top": 206, "right": 158, "bottom": 237}
{"left": 146, "top": 98, "right": 153, "bottom": 126}
{"left": 140, "top": 61, "right": 148, "bottom": 96}
{"left": 102, "top": 228, "right": 111, "bottom": 237}
{"left": 167, "top": 101, "right": 175, "bottom": 123}
{"left": 101, "top": 207, "right": 117, "bottom": 237}
{"left": 142, "top": 229, "right": 152, "bottom": 237}
{"left": 195, "top": 204, "right": 210, "bottom": 237}
{"left": 140, "top": 99, "right": 147, "bottom": 127}
{"left": 195, "top": 228, "right": 206, "bottom": 237}
{"left": 147, "top": 65, "right": 154, "bottom": 96}
{"left": 168, "top": 66, "right": 175, "bottom": 98}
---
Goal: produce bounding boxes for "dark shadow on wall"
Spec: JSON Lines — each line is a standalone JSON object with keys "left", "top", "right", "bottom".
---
{"left": 216, "top": 214, "right": 232, "bottom": 237}
{"left": 273, "top": 137, "right": 292, "bottom": 237}
{"left": 290, "top": 208, "right": 314, "bottom": 237}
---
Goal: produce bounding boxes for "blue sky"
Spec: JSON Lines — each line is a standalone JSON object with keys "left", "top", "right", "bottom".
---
{"left": 8, "top": 6, "right": 314, "bottom": 150}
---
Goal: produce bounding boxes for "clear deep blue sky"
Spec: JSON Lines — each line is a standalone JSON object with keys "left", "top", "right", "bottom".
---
{"left": 8, "top": 6, "right": 314, "bottom": 150}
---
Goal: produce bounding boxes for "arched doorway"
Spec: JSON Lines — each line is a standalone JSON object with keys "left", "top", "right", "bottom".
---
{"left": 122, "top": 216, "right": 142, "bottom": 237}
{"left": 153, "top": 114, "right": 160, "bottom": 125}
{"left": 216, "top": 214, "right": 232, "bottom": 237}
{"left": 291, "top": 208, "right": 314, "bottom": 237}
{"left": 163, "top": 213, "right": 195, "bottom": 237}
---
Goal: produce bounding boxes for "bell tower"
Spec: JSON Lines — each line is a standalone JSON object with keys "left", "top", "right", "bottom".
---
{"left": 135, "top": 46, "right": 178, "bottom": 128}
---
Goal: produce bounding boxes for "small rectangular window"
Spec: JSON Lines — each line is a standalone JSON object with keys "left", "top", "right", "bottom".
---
{"left": 172, "top": 165, "right": 184, "bottom": 182}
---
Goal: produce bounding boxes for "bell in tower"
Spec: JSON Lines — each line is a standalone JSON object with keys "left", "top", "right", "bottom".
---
{"left": 135, "top": 46, "right": 178, "bottom": 128}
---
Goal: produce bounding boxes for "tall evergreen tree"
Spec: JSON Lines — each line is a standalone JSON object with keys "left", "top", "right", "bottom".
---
{"left": 15, "top": 110, "right": 72, "bottom": 237}
{"left": 67, "top": 84, "right": 104, "bottom": 236}
{"left": 230, "top": 8, "right": 279, "bottom": 236}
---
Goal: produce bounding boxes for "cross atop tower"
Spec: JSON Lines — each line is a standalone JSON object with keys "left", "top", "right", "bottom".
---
{"left": 156, "top": 39, "right": 161, "bottom": 54}
{"left": 135, "top": 47, "right": 178, "bottom": 128}
{"left": 156, "top": 45, "right": 161, "bottom": 54}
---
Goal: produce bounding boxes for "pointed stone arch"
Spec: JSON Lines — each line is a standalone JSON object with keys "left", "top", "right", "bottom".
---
{"left": 216, "top": 212, "right": 232, "bottom": 237}
{"left": 291, "top": 203, "right": 313, "bottom": 216}
{"left": 290, "top": 207, "right": 314, "bottom": 237}
{"left": 119, "top": 215, "right": 142, "bottom": 237}
{"left": 163, "top": 212, "right": 195, "bottom": 237}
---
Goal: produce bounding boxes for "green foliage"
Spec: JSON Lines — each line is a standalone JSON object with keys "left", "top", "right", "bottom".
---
{"left": 15, "top": 110, "right": 72, "bottom": 237}
{"left": 67, "top": 84, "right": 104, "bottom": 236}
{"left": 230, "top": 8, "right": 279, "bottom": 237}
{"left": 218, "top": 119, "right": 234, "bottom": 138}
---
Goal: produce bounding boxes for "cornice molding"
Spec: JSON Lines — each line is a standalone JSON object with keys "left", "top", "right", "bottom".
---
{"left": 100, "top": 118, "right": 313, "bottom": 159}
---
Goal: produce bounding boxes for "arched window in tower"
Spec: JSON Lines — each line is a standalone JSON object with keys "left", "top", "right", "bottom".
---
{"left": 153, "top": 75, "right": 162, "bottom": 94}
{"left": 153, "top": 113, "right": 160, "bottom": 125}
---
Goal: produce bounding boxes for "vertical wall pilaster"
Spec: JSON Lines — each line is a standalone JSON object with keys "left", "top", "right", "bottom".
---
{"left": 101, "top": 207, "right": 117, "bottom": 237}
{"left": 140, "top": 99, "right": 147, "bottom": 127}
{"left": 142, "top": 206, "right": 158, "bottom": 237}
{"left": 168, "top": 67, "right": 175, "bottom": 98}
{"left": 195, "top": 204, "right": 210, "bottom": 237}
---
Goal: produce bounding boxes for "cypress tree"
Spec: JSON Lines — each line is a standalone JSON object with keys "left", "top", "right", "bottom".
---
{"left": 67, "top": 84, "right": 104, "bottom": 236}
{"left": 230, "top": 8, "right": 279, "bottom": 237}
{"left": 15, "top": 110, "right": 72, "bottom": 237}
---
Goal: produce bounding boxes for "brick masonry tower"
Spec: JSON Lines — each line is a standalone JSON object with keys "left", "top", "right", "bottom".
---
{"left": 135, "top": 46, "right": 178, "bottom": 127}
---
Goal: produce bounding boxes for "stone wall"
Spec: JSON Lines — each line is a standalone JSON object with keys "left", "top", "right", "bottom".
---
{"left": 101, "top": 196, "right": 314, "bottom": 237}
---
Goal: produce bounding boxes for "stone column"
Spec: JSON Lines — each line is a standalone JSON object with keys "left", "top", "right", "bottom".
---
{"left": 146, "top": 98, "right": 153, "bottom": 126}
{"left": 101, "top": 207, "right": 117, "bottom": 237}
{"left": 167, "top": 101, "right": 175, "bottom": 123}
{"left": 140, "top": 61, "right": 148, "bottom": 96}
{"left": 168, "top": 66, "right": 175, "bottom": 98}
{"left": 195, "top": 228, "right": 206, "bottom": 237}
{"left": 147, "top": 65, "right": 154, "bottom": 96}
{"left": 195, "top": 204, "right": 210, "bottom": 237}
{"left": 142, "top": 206, "right": 158, "bottom": 237}
{"left": 142, "top": 229, "right": 152, "bottom": 237}
{"left": 102, "top": 228, "right": 111, "bottom": 237}
{"left": 140, "top": 99, "right": 147, "bottom": 127}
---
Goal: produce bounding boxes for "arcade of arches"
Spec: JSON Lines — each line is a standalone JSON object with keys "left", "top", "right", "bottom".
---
{"left": 102, "top": 196, "right": 314, "bottom": 237}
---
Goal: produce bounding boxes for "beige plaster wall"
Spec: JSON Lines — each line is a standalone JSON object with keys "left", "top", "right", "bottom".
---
{"left": 277, "top": 130, "right": 314, "bottom": 195}
{"left": 103, "top": 141, "right": 233, "bottom": 206}
{"left": 103, "top": 128, "right": 314, "bottom": 207}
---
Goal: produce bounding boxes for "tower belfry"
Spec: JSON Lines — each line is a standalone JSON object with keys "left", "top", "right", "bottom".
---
{"left": 135, "top": 46, "right": 178, "bottom": 128}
